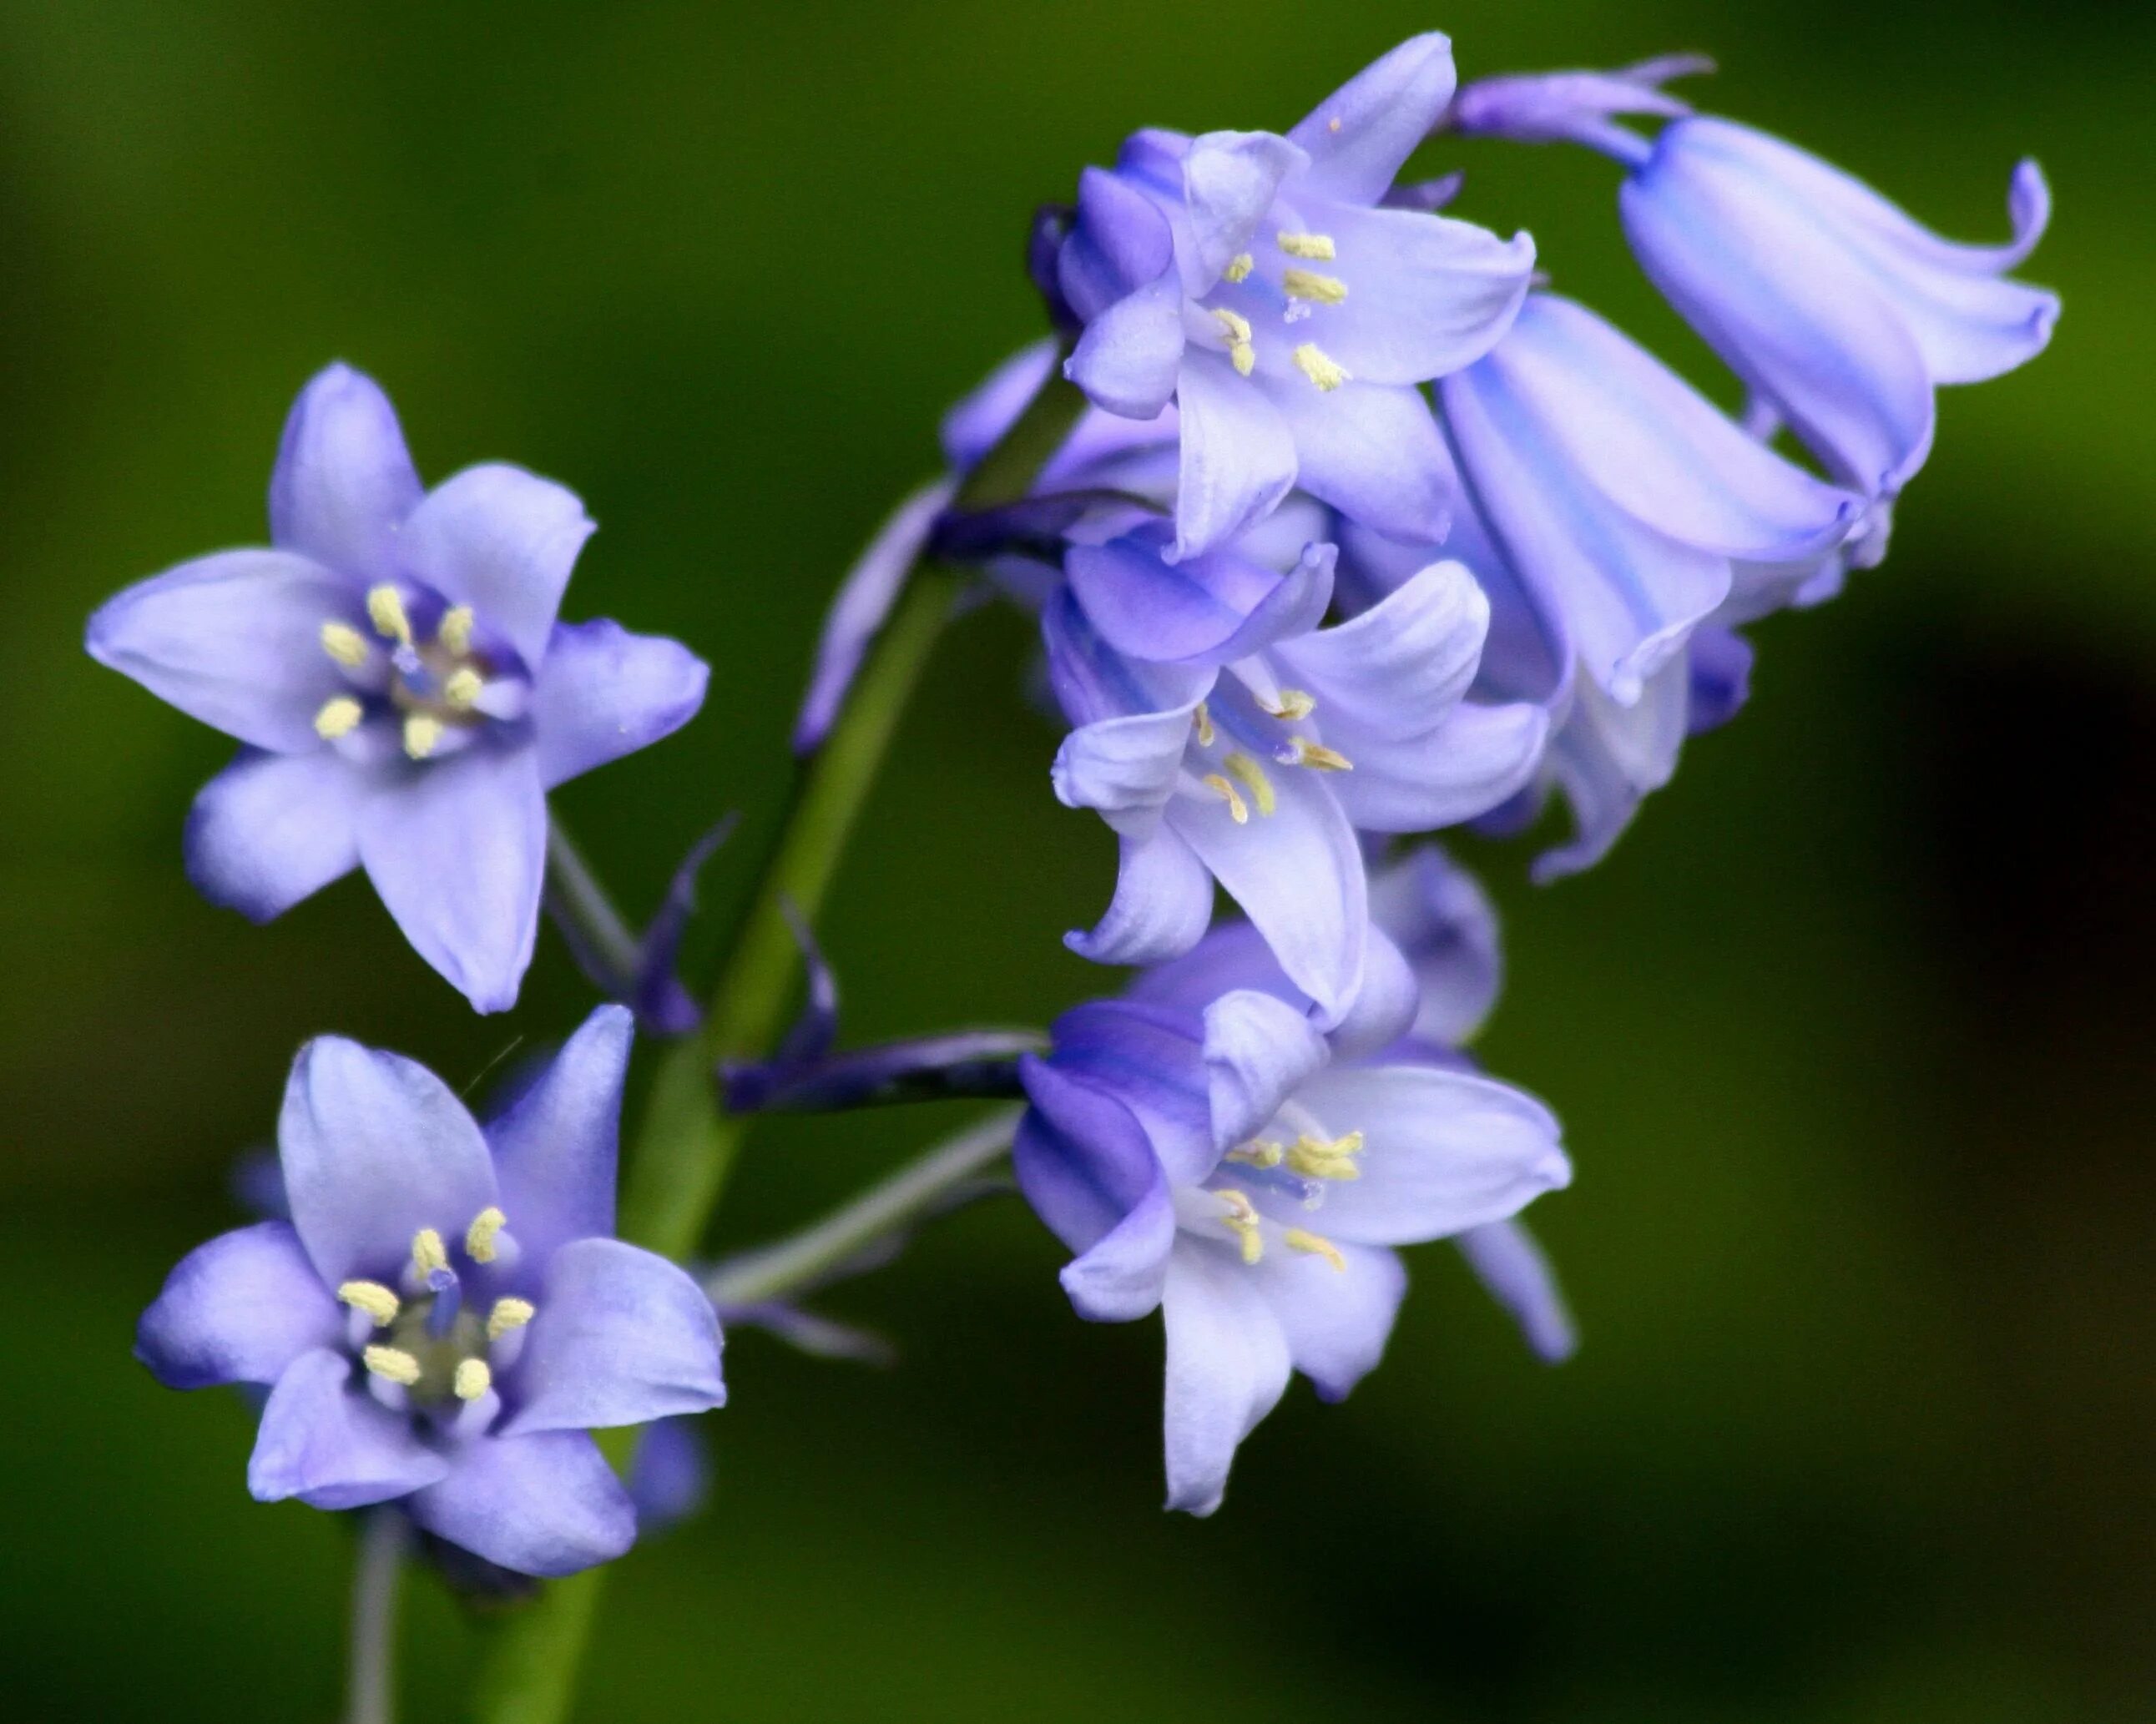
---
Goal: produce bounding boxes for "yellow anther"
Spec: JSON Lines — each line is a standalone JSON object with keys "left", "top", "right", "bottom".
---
{"left": 1211, "top": 307, "right": 1256, "bottom": 379}
{"left": 1225, "top": 1139, "right": 1285, "bottom": 1169}
{"left": 1284, "top": 1227, "right": 1346, "bottom": 1271}
{"left": 1202, "top": 773, "right": 1250, "bottom": 824}
{"left": 402, "top": 713, "right": 444, "bottom": 760}
{"left": 314, "top": 696, "right": 364, "bottom": 741}
{"left": 1293, "top": 343, "right": 1351, "bottom": 392}
{"left": 1223, "top": 251, "right": 1255, "bottom": 283}
{"left": 1282, "top": 269, "right": 1349, "bottom": 305}
{"left": 1216, "top": 1190, "right": 1265, "bottom": 1265}
{"left": 366, "top": 584, "right": 413, "bottom": 644}
{"left": 336, "top": 1281, "right": 401, "bottom": 1327}
{"left": 1223, "top": 752, "right": 1278, "bottom": 817}
{"left": 437, "top": 605, "right": 475, "bottom": 657}
{"left": 443, "top": 668, "right": 484, "bottom": 711}
{"left": 1194, "top": 701, "right": 1216, "bottom": 748}
{"left": 1285, "top": 1130, "right": 1365, "bottom": 1182}
{"left": 1277, "top": 231, "right": 1337, "bottom": 260}
{"left": 465, "top": 1207, "right": 507, "bottom": 1263}
{"left": 1259, "top": 688, "right": 1316, "bottom": 721}
{"left": 1280, "top": 735, "right": 1353, "bottom": 773}
{"left": 411, "top": 1227, "right": 448, "bottom": 1278}
{"left": 453, "top": 1358, "right": 492, "bottom": 1401}
{"left": 487, "top": 1297, "right": 536, "bottom": 1340}
{"left": 320, "top": 622, "right": 371, "bottom": 668}
{"left": 362, "top": 1344, "right": 422, "bottom": 1385}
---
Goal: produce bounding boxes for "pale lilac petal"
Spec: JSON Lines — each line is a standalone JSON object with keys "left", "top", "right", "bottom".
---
{"left": 248, "top": 1348, "right": 451, "bottom": 1510}
{"left": 627, "top": 1417, "right": 711, "bottom": 1533}
{"left": 1052, "top": 700, "right": 1204, "bottom": 838}
{"left": 1535, "top": 655, "right": 1689, "bottom": 881}
{"left": 1305, "top": 203, "right": 1534, "bottom": 385}
{"left": 1016, "top": 1058, "right": 1177, "bottom": 1320}
{"left": 1180, "top": 130, "right": 1308, "bottom": 290}
{"left": 793, "top": 481, "right": 954, "bottom": 754}
{"left": 185, "top": 748, "right": 366, "bottom": 921}
{"left": 1065, "top": 826, "right": 1216, "bottom": 968}
{"left": 86, "top": 549, "right": 361, "bottom": 753}
{"left": 136, "top": 1222, "right": 341, "bottom": 1389}
{"left": 1169, "top": 754, "right": 1366, "bottom": 1026}
{"left": 1335, "top": 699, "right": 1549, "bottom": 834}
{"left": 1261, "top": 379, "right": 1452, "bottom": 546}
{"left": 268, "top": 363, "right": 422, "bottom": 578}
{"left": 1041, "top": 586, "right": 1216, "bottom": 728}
{"left": 406, "top": 1430, "right": 635, "bottom": 1577}
{"left": 278, "top": 1034, "right": 498, "bottom": 1286}
{"left": 1161, "top": 1243, "right": 1291, "bottom": 1515}
{"left": 1059, "top": 168, "right": 1178, "bottom": 321}
{"left": 1367, "top": 845, "right": 1502, "bottom": 1046}
{"left": 1457, "top": 1218, "right": 1576, "bottom": 1363}
{"left": 1288, "top": 32, "right": 1459, "bottom": 204}
{"left": 1066, "top": 271, "right": 1187, "bottom": 419}
{"left": 1270, "top": 558, "right": 1485, "bottom": 738}
{"left": 359, "top": 746, "right": 546, "bottom": 1014}
{"left": 1253, "top": 1241, "right": 1406, "bottom": 1401}
{"left": 1285, "top": 1066, "right": 1569, "bottom": 1245}
{"left": 530, "top": 619, "right": 709, "bottom": 788}
{"left": 400, "top": 464, "right": 595, "bottom": 668}
{"left": 1048, "top": 1002, "right": 1214, "bottom": 1188}
{"left": 503, "top": 1238, "right": 725, "bottom": 1435}
{"left": 1067, "top": 532, "right": 1334, "bottom": 668}
{"left": 486, "top": 1005, "right": 631, "bottom": 1263}
{"left": 1201, "top": 989, "right": 1330, "bottom": 1149}
{"left": 1171, "top": 351, "right": 1298, "bottom": 562}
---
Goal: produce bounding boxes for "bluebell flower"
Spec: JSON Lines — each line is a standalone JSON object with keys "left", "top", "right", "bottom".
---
{"left": 86, "top": 365, "right": 709, "bottom": 1012}
{"left": 1016, "top": 880, "right": 1570, "bottom": 1514}
{"left": 1047, "top": 521, "right": 1547, "bottom": 1022}
{"left": 136, "top": 1006, "right": 725, "bottom": 1576}
{"left": 1452, "top": 59, "right": 2058, "bottom": 499}
{"left": 1057, "top": 33, "right": 1534, "bottom": 559}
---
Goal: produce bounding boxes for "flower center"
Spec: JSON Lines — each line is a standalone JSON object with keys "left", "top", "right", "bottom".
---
{"left": 1202, "top": 229, "right": 1351, "bottom": 391}
{"left": 1185, "top": 691, "right": 1353, "bottom": 824}
{"left": 314, "top": 587, "right": 513, "bottom": 760}
{"left": 336, "top": 1210, "right": 534, "bottom": 1417}
{"left": 1188, "top": 1103, "right": 1362, "bottom": 1272}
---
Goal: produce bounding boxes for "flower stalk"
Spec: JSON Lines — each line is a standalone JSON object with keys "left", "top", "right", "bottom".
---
{"left": 346, "top": 1508, "right": 408, "bottom": 1724}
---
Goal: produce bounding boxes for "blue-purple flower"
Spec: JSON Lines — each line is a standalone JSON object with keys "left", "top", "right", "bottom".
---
{"left": 136, "top": 1006, "right": 725, "bottom": 1576}
{"left": 1452, "top": 59, "right": 2058, "bottom": 500}
{"left": 1015, "top": 861, "right": 1570, "bottom": 1513}
{"left": 1058, "top": 33, "right": 1534, "bottom": 560}
{"left": 87, "top": 365, "right": 709, "bottom": 1012}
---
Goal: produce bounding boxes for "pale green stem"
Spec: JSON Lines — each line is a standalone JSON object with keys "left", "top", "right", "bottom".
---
{"left": 705, "top": 1105, "right": 1022, "bottom": 1306}
{"left": 466, "top": 367, "right": 1084, "bottom": 1724}
{"left": 346, "top": 1508, "right": 407, "bottom": 1724}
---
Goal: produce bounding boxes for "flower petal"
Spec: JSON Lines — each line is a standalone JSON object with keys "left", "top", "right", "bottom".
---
{"left": 1066, "top": 270, "right": 1188, "bottom": 420}
{"left": 503, "top": 1238, "right": 725, "bottom": 1434}
{"left": 1171, "top": 351, "right": 1298, "bottom": 562}
{"left": 1052, "top": 702, "right": 1202, "bottom": 839}
{"left": 1534, "top": 654, "right": 1689, "bottom": 882}
{"left": 1067, "top": 530, "right": 1334, "bottom": 668}
{"left": 278, "top": 1033, "right": 498, "bottom": 1287}
{"left": 406, "top": 1429, "right": 635, "bottom": 1577}
{"left": 1457, "top": 1218, "right": 1576, "bottom": 1363}
{"left": 1367, "top": 845, "right": 1502, "bottom": 1046}
{"left": 184, "top": 747, "right": 367, "bottom": 921}
{"left": 1161, "top": 1243, "right": 1291, "bottom": 1515}
{"left": 86, "top": 549, "right": 362, "bottom": 753}
{"left": 1261, "top": 379, "right": 1453, "bottom": 546}
{"left": 1058, "top": 168, "right": 1178, "bottom": 322}
{"left": 1180, "top": 129, "right": 1307, "bottom": 290}
{"left": 268, "top": 364, "right": 423, "bottom": 579}
{"left": 1169, "top": 750, "right": 1366, "bottom": 1026}
{"left": 248, "top": 1348, "right": 451, "bottom": 1510}
{"left": 1201, "top": 988, "right": 1330, "bottom": 1149}
{"left": 1016, "top": 1057, "right": 1177, "bottom": 1320}
{"left": 1327, "top": 698, "right": 1551, "bottom": 834}
{"left": 1253, "top": 1240, "right": 1406, "bottom": 1401}
{"left": 358, "top": 746, "right": 547, "bottom": 1014}
{"left": 1283, "top": 1065, "right": 1569, "bottom": 1245}
{"left": 1046, "top": 1001, "right": 1214, "bottom": 1188}
{"left": 1305, "top": 203, "right": 1534, "bottom": 386}
{"left": 530, "top": 619, "right": 709, "bottom": 789}
{"left": 400, "top": 464, "right": 595, "bottom": 668}
{"left": 1271, "top": 558, "right": 1485, "bottom": 738}
{"left": 1287, "top": 33, "right": 1459, "bottom": 205}
{"left": 487, "top": 1005, "right": 632, "bottom": 1264}
{"left": 1064, "top": 826, "right": 1216, "bottom": 967}
{"left": 137, "top": 1222, "right": 341, "bottom": 1389}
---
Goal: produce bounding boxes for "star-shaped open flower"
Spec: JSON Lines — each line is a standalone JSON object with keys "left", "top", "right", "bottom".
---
{"left": 135, "top": 1006, "right": 725, "bottom": 1577}
{"left": 87, "top": 364, "right": 709, "bottom": 1011}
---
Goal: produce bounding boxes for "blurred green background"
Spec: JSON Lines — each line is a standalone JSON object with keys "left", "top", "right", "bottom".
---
{"left": 3, "top": 2, "right": 2148, "bottom": 1718}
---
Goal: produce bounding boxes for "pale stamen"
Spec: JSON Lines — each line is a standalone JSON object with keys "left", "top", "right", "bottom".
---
{"left": 487, "top": 1298, "right": 536, "bottom": 1341}
{"left": 1284, "top": 1227, "right": 1346, "bottom": 1271}
{"left": 1222, "top": 252, "right": 1255, "bottom": 283}
{"left": 1202, "top": 773, "right": 1250, "bottom": 824}
{"left": 321, "top": 622, "right": 371, "bottom": 668}
{"left": 366, "top": 584, "right": 413, "bottom": 646}
{"left": 314, "top": 697, "right": 363, "bottom": 741}
{"left": 362, "top": 1344, "right": 422, "bottom": 1385}
{"left": 1276, "top": 231, "right": 1337, "bottom": 260}
{"left": 452, "top": 1359, "right": 492, "bottom": 1401}
{"left": 1277, "top": 735, "right": 1353, "bottom": 772}
{"left": 336, "top": 1281, "right": 401, "bottom": 1327}
{"left": 1223, "top": 752, "right": 1278, "bottom": 816}
{"left": 465, "top": 1207, "right": 507, "bottom": 1264}
{"left": 1293, "top": 344, "right": 1351, "bottom": 391}
{"left": 1282, "top": 269, "right": 1348, "bottom": 304}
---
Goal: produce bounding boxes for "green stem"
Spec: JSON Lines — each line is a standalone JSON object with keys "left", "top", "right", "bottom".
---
{"left": 346, "top": 1508, "right": 407, "bottom": 1724}
{"left": 704, "top": 1106, "right": 1022, "bottom": 1306}
{"left": 543, "top": 819, "right": 644, "bottom": 1001}
{"left": 467, "top": 365, "right": 1083, "bottom": 1724}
